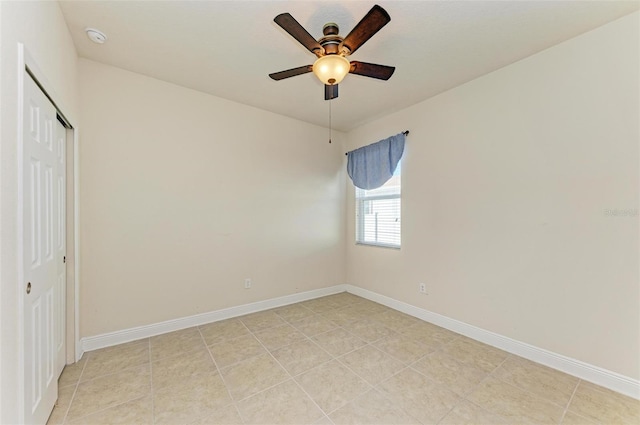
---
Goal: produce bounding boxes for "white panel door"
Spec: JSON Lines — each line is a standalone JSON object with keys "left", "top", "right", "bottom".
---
{"left": 23, "top": 72, "right": 64, "bottom": 425}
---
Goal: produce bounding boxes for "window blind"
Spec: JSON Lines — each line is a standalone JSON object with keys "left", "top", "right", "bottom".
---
{"left": 355, "top": 164, "right": 401, "bottom": 248}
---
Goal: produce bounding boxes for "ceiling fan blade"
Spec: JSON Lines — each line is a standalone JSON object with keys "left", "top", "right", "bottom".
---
{"left": 274, "top": 13, "right": 323, "bottom": 56}
{"left": 325, "top": 84, "right": 339, "bottom": 100}
{"left": 349, "top": 61, "right": 395, "bottom": 80}
{"left": 269, "top": 65, "right": 313, "bottom": 81}
{"left": 342, "top": 5, "right": 391, "bottom": 55}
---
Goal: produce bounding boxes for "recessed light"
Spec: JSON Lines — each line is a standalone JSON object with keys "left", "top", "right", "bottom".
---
{"left": 85, "top": 28, "right": 107, "bottom": 44}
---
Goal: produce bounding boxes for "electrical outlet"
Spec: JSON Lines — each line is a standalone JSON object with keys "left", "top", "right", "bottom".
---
{"left": 245, "top": 278, "right": 252, "bottom": 289}
{"left": 419, "top": 283, "right": 427, "bottom": 294}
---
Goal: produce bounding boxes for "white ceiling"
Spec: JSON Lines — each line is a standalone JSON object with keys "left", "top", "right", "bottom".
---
{"left": 59, "top": 1, "right": 639, "bottom": 132}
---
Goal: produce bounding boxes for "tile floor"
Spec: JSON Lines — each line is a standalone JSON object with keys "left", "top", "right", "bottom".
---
{"left": 48, "top": 292, "right": 639, "bottom": 424}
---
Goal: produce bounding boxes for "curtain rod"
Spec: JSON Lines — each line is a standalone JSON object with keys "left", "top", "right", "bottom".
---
{"left": 345, "top": 130, "right": 409, "bottom": 156}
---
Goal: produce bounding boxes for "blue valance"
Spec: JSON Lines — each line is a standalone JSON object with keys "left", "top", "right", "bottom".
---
{"left": 347, "top": 133, "right": 405, "bottom": 190}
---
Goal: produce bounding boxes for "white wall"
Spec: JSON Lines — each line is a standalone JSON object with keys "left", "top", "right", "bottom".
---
{"left": 0, "top": 1, "right": 79, "bottom": 423}
{"left": 78, "top": 59, "right": 346, "bottom": 338}
{"left": 346, "top": 12, "right": 639, "bottom": 380}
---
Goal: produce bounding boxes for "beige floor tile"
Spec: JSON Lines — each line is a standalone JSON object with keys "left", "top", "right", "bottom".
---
{"left": 311, "top": 328, "right": 367, "bottom": 357}
{"left": 301, "top": 297, "right": 343, "bottom": 314}
{"left": 152, "top": 327, "right": 198, "bottom": 342}
{"left": 272, "top": 339, "right": 332, "bottom": 376}
{"left": 561, "top": 411, "right": 598, "bottom": 424}
{"left": 398, "top": 321, "right": 459, "bottom": 348}
{"left": 55, "top": 300, "right": 638, "bottom": 425}
{"left": 377, "top": 367, "right": 459, "bottom": 423}
{"left": 290, "top": 315, "right": 338, "bottom": 337}
{"left": 493, "top": 355, "right": 578, "bottom": 406}
{"left": 467, "top": 376, "right": 565, "bottom": 424}
{"left": 439, "top": 400, "right": 510, "bottom": 425}
{"left": 322, "top": 292, "right": 362, "bottom": 308}
{"left": 221, "top": 353, "right": 290, "bottom": 401}
{"left": 295, "top": 360, "right": 371, "bottom": 414}
{"left": 68, "top": 395, "right": 152, "bottom": 424}
{"left": 567, "top": 381, "right": 640, "bottom": 424}
{"left": 153, "top": 372, "right": 232, "bottom": 425}
{"left": 152, "top": 349, "right": 217, "bottom": 389}
{"left": 373, "top": 333, "right": 432, "bottom": 364}
{"left": 345, "top": 299, "right": 381, "bottom": 311}
{"left": 313, "top": 415, "right": 334, "bottom": 425}
{"left": 339, "top": 345, "right": 405, "bottom": 386}
{"left": 321, "top": 307, "right": 369, "bottom": 326}
{"left": 351, "top": 299, "right": 391, "bottom": 314}
{"left": 329, "top": 389, "right": 420, "bottom": 425}
{"left": 372, "top": 309, "right": 419, "bottom": 331}
{"left": 440, "top": 337, "right": 508, "bottom": 373}
{"left": 56, "top": 383, "right": 77, "bottom": 409}
{"left": 150, "top": 327, "right": 206, "bottom": 361}
{"left": 46, "top": 406, "right": 67, "bottom": 425}
{"left": 192, "top": 404, "right": 244, "bottom": 424}
{"left": 66, "top": 364, "right": 151, "bottom": 420}
{"left": 199, "top": 319, "right": 250, "bottom": 346}
{"left": 58, "top": 357, "right": 87, "bottom": 387}
{"left": 47, "top": 384, "right": 76, "bottom": 425}
{"left": 208, "top": 334, "right": 266, "bottom": 368}
{"left": 81, "top": 340, "right": 149, "bottom": 381}
{"left": 341, "top": 318, "right": 396, "bottom": 343}
{"left": 411, "top": 351, "right": 488, "bottom": 396}
{"left": 253, "top": 323, "right": 306, "bottom": 350}
{"left": 273, "top": 303, "right": 315, "bottom": 322}
{"left": 240, "top": 310, "right": 286, "bottom": 332}
{"left": 237, "top": 379, "right": 323, "bottom": 424}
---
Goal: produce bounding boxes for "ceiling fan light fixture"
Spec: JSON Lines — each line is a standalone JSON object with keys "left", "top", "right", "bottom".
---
{"left": 312, "top": 55, "right": 350, "bottom": 85}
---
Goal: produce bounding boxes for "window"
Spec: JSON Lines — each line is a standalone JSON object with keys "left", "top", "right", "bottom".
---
{"left": 355, "top": 162, "right": 401, "bottom": 248}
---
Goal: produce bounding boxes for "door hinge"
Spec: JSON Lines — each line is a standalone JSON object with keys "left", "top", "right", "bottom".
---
{"left": 63, "top": 256, "right": 66, "bottom": 264}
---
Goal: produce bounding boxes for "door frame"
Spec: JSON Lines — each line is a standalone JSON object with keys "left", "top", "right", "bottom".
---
{"left": 16, "top": 43, "right": 80, "bottom": 423}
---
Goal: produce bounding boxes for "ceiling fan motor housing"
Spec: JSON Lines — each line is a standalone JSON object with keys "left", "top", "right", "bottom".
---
{"left": 320, "top": 22, "right": 343, "bottom": 55}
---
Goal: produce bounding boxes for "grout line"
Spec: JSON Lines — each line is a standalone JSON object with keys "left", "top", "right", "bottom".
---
{"left": 67, "top": 359, "right": 151, "bottom": 385}
{"left": 220, "top": 322, "right": 324, "bottom": 423}
{"left": 559, "top": 379, "right": 581, "bottom": 424}
{"left": 488, "top": 354, "right": 582, "bottom": 413}
{"left": 235, "top": 296, "right": 378, "bottom": 419}
{"left": 61, "top": 340, "right": 151, "bottom": 424}
{"left": 489, "top": 353, "right": 510, "bottom": 375}
{"left": 197, "top": 326, "right": 241, "bottom": 424}
{"left": 440, "top": 399, "right": 504, "bottom": 425}
{"left": 60, "top": 340, "right": 152, "bottom": 424}
{"left": 57, "top": 356, "right": 88, "bottom": 424}
{"left": 319, "top": 382, "right": 373, "bottom": 419}
{"left": 471, "top": 355, "right": 577, "bottom": 421}
{"left": 242, "top": 316, "right": 328, "bottom": 421}
{"left": 61, "top": 394, "right": 149, "bottom": 424}
{"left": 436, "top": 354, "right": 512, "bottom": 424}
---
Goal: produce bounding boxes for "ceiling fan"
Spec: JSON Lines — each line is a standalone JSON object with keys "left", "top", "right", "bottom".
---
{"left": 269, "top": 5, "right": 395, "bottom": 100}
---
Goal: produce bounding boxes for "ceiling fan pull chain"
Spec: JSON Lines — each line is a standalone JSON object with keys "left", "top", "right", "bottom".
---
{"left": 329, "top": 98, "right": 332, "bottom": 144}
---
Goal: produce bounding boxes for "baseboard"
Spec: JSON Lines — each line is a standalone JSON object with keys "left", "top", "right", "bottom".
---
{"left": 80, "top": 284, "right": 347, "bottom": 354}
{"left": 345, "top": 284, "right": 639, "bottom": 400}
{"left": 79, "top": 282, "right": 638, "bottom": 400}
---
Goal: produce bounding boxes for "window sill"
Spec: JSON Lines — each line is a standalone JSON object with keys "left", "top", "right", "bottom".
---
{"left": 355, "top": 242, "right": 401, "bottom": 250}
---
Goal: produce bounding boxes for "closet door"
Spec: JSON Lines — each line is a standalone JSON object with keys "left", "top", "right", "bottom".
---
{"left": 23, "top": 71, "right": 65, "bottom": 424}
